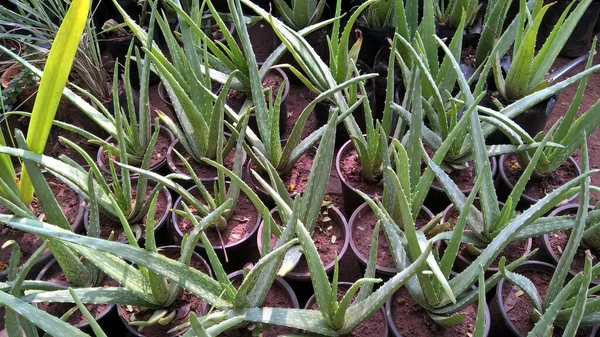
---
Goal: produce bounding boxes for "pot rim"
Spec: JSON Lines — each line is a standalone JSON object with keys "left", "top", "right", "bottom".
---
{"left": 82, "top": 176, "right": 173, "bottom": 242}
{"left": 166, "top": 132, "right": 247, "bottom": 182}
{"left": 96, "top": 125, "right": 175, "bottom": 177}
{"left": 334, "top": 138, "right": 383, "bottom": 198}
{"left": 170, "top": 184, "right": 261, "bottom": 251}
{"left": 498, "top": 154, "right": 581, "bottom": 205}
{"left": 542, "top": 204, "right": 600, "bottom": 285}
{"left": 348, "top": 199, "right": 434, "bottom": 275}
{"left": 256, "top": 205, "right": 350, "bottom": 280}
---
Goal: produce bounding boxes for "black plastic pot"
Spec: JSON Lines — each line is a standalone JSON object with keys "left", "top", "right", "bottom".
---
{"left": 273, "top": 27, "right": 331, "bottom": 84}
{"left": 349, "top": 200, "right": 434, "bottom": 275}
{"left": 485, "top": 95, "right": 558, "bottom": 146}
{"left": 36, "top": 259, "right": 122, "bottom": 336}
{"left": 170, "top": 185, "right": 261, "bottom": 271}
{"left": 256, "top": 206, "right": 350, "bottom": 281}
{"left": 315, "top": 62, "right": 376, "bottom": 146}
{"left": 440, "top": 200, "right": 533, "bottom": 275}
{"left": 166, "top": 136, "right": 248, "bottom": 187}
{"left": 117, "top": 245, "right": 212, "bottom": 337}
{"left": 335, "top": 138, "right": 384, "bottom": 216}
{"left": 496, "top": 154, "right": 581, "bottom": 209}
{"left": 83, "top": 177, "right": 173, "bottom": 245}
{"left": 538, "top": 0, "right": 600, "bottom": 58}
{"left": 425, "top": 156, "right": 498, "bottom": 214}
{"left": 357, "top": 25, "right": 395, "bottom": 67}
{"left": 386, "top": 281, "right": 490, "bottom": 337}
{"left": 96, "top": 126, "right": 175, "bottom": 177}
{"left": 494, "top": 261, "right": 599, "bottom": 337}
{"left": 542, "top": 204, "right": 600, "bottom": 285}
{"left": 306, "top": 282, "right": 389, "bottom": 336}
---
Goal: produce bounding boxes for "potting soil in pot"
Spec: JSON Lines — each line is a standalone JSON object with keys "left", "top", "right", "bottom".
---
{"left": 391, "top": 287, "right": 478, "bottom": 337}
{"left": 99, "top": 128, "right": 171, "bottom": 172}
{"left": 338, "top": 147, "right": 383, "bottom": 197}
{"left": 227, "top": 70, "right": 285, "bottom": 112}
{"left": 352, "top": 208, "right": 431, "bottom": 270}
{"left": 500, "top": 269, "right": 594, "bottom": 336}
{"left": 503, "top": 154, "right": 579, "bottom": 200}
{"left": 250, "top": 147, "right": 316, "bottom": 195}
{"left": 176, "top": 192, "right": 259, "bottom": 248}
{"left": 268, "top": 209, "right": 345, "bottom": 274}
{"left": 170, "top": 141, "right": 238, "bottom": 179}
{"left": 97, "top": 183, "right": 170, "bottom": 241}
{"left": 547, "top": 229, "right": 600, "bottom": 283}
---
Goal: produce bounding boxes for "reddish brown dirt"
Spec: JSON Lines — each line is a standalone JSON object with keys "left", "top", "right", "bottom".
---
{"left": 97, "top": 183, "right": 170, "bottom": 241}
{"left": 391, "top": 287, "right": 479, "bottom": 337}
{"left": 99, "top": 127, "right": 171, "bottom": 171}
{"left": 38, "top": 262, "right": 119, "bottom": 327}
{"left": 175, "top": 191, "right": 259, "bottom": 248}
{"left": 307, "top": 284, "right": 387, "bottom": 337}
{"left": 266, "top": 208, "right": 346, "bottom": 275}
{"left": 502, "top": 154, "right": 579, "bottom": 200}
{"left": 548, "top": 230, "right": 600, "bottom": 282}
{"left": 170, "top": 141, "right": 238, "bottom": 179}
{"left": 0, "top": 174, "right": 80, "bottom": 271}
{"left": 227, "top": 70, "right": 285, "bottom": 112}
{"left": 351, "top": 208, "right": 432, "bottom": 270}
{"left": 338, "top": 146, "right": 384, "bottom": 197}
{"left": 545, "top": 51, "right": 600, "bottom": 202}
{"left": 250, "top": 147, "right": 316, "bottom": 195}
{"left": 500, "top": 269, "right": 593, "bottom": 337}
{"left": 119, "top": 250, "right": 209, "bottom": 337}
{"left": 226, "top": 277, "right": 296, "bottom": 337}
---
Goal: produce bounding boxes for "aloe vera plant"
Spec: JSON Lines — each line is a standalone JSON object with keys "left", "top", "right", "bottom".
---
{"left": 511, "top": 40, "right": 600, "bottom": 178}
{"left": 273, "top": 0, "right": 327, "bottom": 31}
{"left": 435, "top": 0, "right": 481, "bottom": 29}
{"left": 497, "top": 139, "right": 600, "bottom": 334}
{"left": 0, "top": 0, "right": 89, "bottom": 205}
{"left": 493, "top": 0, "right": 594, "bottom": 102}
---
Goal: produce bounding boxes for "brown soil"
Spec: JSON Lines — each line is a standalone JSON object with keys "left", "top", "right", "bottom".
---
{"left": 247, "top": 22, "right": 275, "bottom": 62}
{"left": 0, "top": 174, "right": 81, "bottom": 272}
{"left": 501, "top": 269, "right": 593, "bottom": 336}
{"left": 250, "top": 147, "right": 316, "bottom": 195}
{"left": 170, "top": 141, "right": 238, "bottom": 180}
{"left": 338, "top": 146, "right": 383, "bottom": 197}
{"left": 432, "top": 161, "right": 478, "bottom": 191}
{"left": 266, "top": 208, "right": 346, "bottom": 275}
{"left": 99, "top": 127, "right": 171, "bottom": 172}
{"left": 175, "top": 190, "right": 259, "bottom": 248}
{"left": 281, "top": 84, "right": 316, "bottom": 140}
{"left": 227, "top": 70, "right": 285, "bottom": 112}
{"left": 461, "top": 45, "right": 477, "bottom": 68}
{"left": 224, "top": 276, "right": 296, "bottom": 337}
{"left": 391, "top": 287, "right": 479, "bottom": 337}
{"left": 307, "top": 284, "right": 387, "bottom": 337}
{"left": 352, "top": 208, "right": 432, "bottom": 270}
{"left": 96, "top": 183, "right": 170, "bottom": 241}
{"left": 547, "top": 206, "right": 600, "bottom": 283}
{"left": 119, "top": 249, "right": 209, "bottom": 337}
{"left": 38, "top": 262, "right": 119, "bottom": 327}
{"left": 503, "top": 154, "right": 579, "bottom": 201}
